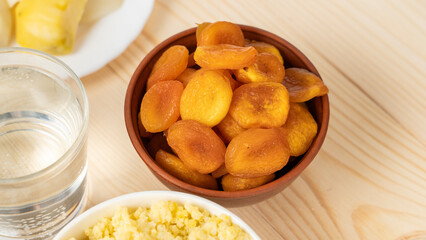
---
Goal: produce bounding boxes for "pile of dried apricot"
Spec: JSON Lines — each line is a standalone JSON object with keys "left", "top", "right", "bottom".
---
{"left": 139, "top": 21, "right": 328, "bottom": 191}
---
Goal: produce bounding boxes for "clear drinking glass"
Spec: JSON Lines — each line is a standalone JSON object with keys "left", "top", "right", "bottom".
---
{"left": 0, "top": 48, "right": 89, "bottom": 239}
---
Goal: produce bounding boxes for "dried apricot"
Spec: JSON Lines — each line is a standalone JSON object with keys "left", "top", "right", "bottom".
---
{"left": 146, "top": 45, "right": 189, "bottom": 89}
{"left": 167, "top": 120, "right": 226, "bottom": 174}
{"left": 229, "top": 82, "right": 290, "bottom": 128}
{"left": 282, "top": 103, "right": 318, "bottom": 156}
{"left": 233, "top": 52, "right": 285, "bottom": 83}
{"left": 140, "top": 81, "right": 183, "bottom": 133}
{"left": 216, "top": 114, "right": 246, "bottom": 144}
{"left": 176, "top": 68, "right": 196, "bottom": 87}
{"left": 226, "top": 128, "right": 290, "bottom": 178}
{"left": 282, "top": 68, "right": 329, "bottom": 102}
{"left": 180, "top": 69, "right": 233, "bottom": 127}
{"left": 220, "top": 69, "right": 239, "bottom": 90}
{"left": 147, "top": 133, "right": 173, "bottom": 156}
{"left": 211, "top": 164, "right": 228, "bottom": 179}
{"left": 196, "top": 22, "right": 211, "bottom": 44}
{"left": 198, "top": 21, "right": 245, "bottom": 47}
{"left": 138, "top": 112, "right": 152, "bottom": 138}
{"left": 222, "top": 173, "right": 275, "bottom": 191}
{"left": 246, "top": 40, "right": 284, "bottom": 64}
{"left": 194, "top": 44, "right": 257, "bottom": 70}
{"left": 155, "top": 150, "right": 218, "bottom": 190}
{"left": 212, "top": 126, "right": 227, "bottom": 144}
{"left": 187, "top": 52, "right": 196, "bottom": 68}
{"left": 228, "top": 75, "right": 241, "bottom": 91}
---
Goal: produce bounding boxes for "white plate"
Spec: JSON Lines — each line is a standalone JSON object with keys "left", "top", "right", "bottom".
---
{"left": 53, "top": 191, "right": 261, "bottom": 240}
{"left": 12, "top": 0, "right": 154, "bottom": 77}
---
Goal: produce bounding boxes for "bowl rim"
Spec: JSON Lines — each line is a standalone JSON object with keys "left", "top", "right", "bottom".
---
{"left": 124, "top": 24, "right": 330, "bottom": 199}
{"left": 53, "top": 190, "right": 261, "bottom": 240}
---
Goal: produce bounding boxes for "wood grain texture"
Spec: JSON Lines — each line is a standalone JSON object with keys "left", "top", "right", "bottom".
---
{"left": 81, "top": 1, "right": 426, "bottom": 239}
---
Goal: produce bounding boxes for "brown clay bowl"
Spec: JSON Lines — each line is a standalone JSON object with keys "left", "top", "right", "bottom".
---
{"left": 124, "top": 25, "right": 329, "bottom": 207}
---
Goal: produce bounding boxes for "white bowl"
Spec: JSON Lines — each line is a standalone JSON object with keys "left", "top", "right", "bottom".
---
{"left": 53, "top": 191, "right": 261, "bottom": 240}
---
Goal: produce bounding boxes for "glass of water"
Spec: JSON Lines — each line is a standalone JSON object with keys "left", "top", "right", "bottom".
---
{"left": 0, "top": 48, "right": 89, "bottom": 239}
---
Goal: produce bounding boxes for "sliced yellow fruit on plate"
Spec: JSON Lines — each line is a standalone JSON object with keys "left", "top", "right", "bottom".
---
{"left": 6, "top": 0, "right": 19, "bottom": 7}
{"left": 15, "top": 0, "right": 87, "bottom": 55}
{"left": 0, "top": 0, "right": 12, "bottom": 47}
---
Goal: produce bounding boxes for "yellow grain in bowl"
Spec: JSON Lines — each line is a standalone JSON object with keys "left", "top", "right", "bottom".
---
{"left": 67, "top": 200, "right": 252, "bottom": 240}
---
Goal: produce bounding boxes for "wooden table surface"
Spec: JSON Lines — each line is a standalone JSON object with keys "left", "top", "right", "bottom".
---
{"left": 81, "top": 1, "right": 426, "bottom": 239}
